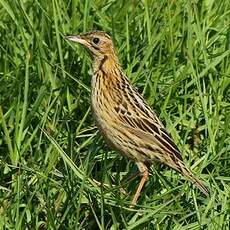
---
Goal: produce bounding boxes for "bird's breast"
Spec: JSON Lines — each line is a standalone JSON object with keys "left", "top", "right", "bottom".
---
{"left": 91, "top": 72, "right": 112, "bottom": 127}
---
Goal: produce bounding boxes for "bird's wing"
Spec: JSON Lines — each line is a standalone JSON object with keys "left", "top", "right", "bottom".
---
{"left": 113, "top": 86, "right": 183, "bottom": 162}
{"left": 120, "top": 113, "right": 182, "bottom": 161}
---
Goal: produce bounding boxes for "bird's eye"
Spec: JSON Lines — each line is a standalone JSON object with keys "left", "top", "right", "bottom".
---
{"left": 93, "top": 37, "right": 100, "bottom": 44}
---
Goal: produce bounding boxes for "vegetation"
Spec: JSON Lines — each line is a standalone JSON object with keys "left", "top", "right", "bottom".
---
{"left": 0, "top": 0, "right": 229, "bottom": 229}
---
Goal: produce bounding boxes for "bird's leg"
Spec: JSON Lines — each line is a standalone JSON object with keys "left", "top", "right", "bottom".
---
{"left": 130, "top": 162, "right": 149, "bottom": 207}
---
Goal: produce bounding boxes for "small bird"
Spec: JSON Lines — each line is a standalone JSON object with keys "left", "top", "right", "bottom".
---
{"left": 66, "top": 31, "right": 209, "bottom": 206}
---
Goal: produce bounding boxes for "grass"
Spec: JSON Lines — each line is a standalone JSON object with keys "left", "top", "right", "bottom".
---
{"left": 0, "top": 0, "right": 230, "bottom": 229}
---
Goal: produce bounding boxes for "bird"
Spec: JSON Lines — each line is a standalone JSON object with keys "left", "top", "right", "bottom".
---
{"left": 66, "top": 31, "right": 209, "bottom": 206}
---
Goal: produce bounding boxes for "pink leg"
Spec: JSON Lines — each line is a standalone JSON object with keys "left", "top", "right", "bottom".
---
{"left": 130, "top": 162, "right": 149, "bottom": 207}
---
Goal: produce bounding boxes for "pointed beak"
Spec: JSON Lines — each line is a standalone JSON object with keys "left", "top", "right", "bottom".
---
{"left": 65, "top": 35, "right": 88, "bottom": 46}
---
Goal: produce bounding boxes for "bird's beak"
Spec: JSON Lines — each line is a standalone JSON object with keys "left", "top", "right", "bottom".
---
{"left": 65, "top": 35, "right": 88, "bottom": 46}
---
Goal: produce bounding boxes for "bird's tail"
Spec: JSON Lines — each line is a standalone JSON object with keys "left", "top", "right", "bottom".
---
{"left": 177, "top": 161, "right": 210, "bottom": 196}
{"left": 190, "top": 175, "right": 210, "bottom": 196}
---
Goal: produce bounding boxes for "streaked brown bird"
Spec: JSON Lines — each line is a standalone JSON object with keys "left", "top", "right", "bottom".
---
{"left": 66, "top": 31, "right": 209, "bottom": 206}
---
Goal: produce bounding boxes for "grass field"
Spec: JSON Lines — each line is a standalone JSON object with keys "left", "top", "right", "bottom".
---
{"left": 0, "top": 0, "right": 230, "bottom": 229}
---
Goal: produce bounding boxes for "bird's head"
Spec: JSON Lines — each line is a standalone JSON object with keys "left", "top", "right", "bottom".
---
{"left": 66, "top": 31, "right": 116, "bottom": 61}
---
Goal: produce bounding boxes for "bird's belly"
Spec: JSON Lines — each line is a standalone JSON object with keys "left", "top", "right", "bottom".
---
{"left": 91, "top": 104, "right": 151, "bottom": 162}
